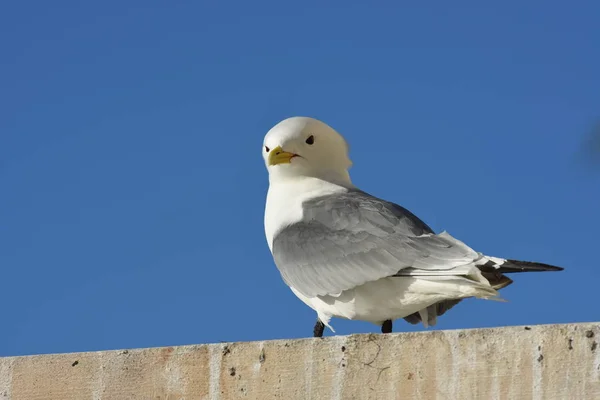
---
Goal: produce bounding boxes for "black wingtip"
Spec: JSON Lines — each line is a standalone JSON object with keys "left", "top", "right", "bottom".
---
{"left": 501, "top": 259, "right": 564, "bottom": 273}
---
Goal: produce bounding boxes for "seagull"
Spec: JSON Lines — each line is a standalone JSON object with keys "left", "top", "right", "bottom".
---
{"left": 263, "top": 116, "right": 563, "bottom": 337}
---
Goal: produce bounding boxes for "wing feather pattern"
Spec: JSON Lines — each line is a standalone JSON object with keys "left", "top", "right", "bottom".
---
{"left": 272, "top": 189, "right": 484, "bottom": 297}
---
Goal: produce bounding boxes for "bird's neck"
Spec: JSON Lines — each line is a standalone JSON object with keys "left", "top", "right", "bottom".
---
{"left": 268, "top": 167, "right": 353, "bottom": 188}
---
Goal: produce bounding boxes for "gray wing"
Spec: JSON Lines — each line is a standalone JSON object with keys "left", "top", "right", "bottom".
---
{"left": 272, "top": 189, "right": 481, "bottom": 297}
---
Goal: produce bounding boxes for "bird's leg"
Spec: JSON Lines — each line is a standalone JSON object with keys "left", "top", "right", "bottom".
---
{"left": 381, "top": 319, "right": 393, "bottom": 334}
{"left": 313, "top": 319, "right": 325, "bottom": 338}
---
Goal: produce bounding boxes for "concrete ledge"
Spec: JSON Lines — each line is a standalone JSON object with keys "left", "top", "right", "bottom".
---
{"left": 1, "top": 323, "right": 599, "bottom": 399}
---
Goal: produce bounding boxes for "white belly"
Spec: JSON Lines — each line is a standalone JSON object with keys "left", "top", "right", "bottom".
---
{"left": 290, "top": 275, "right": 490, "bottom": 329}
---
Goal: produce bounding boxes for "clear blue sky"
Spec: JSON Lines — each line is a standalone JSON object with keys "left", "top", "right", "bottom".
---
{"left": 1, "top": 2, "right": 599, "bottom": 357}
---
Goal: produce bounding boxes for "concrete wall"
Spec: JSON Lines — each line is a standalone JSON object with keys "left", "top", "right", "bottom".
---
{"left": 0, "top": 323, "right": 598, "bottom": 400}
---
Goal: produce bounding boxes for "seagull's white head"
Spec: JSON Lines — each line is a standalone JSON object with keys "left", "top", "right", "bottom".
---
{"left": 263, "top": 117, "right": 353, "bottom": 185}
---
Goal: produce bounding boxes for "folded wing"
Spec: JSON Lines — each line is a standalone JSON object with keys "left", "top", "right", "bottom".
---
{"left": 272, "top": 189, "right": 486, "bottom": 297}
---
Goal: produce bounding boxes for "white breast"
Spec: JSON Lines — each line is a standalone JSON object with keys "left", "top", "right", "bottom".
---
{"left": 264, "top": 177, "right": 348, "bottom": 251}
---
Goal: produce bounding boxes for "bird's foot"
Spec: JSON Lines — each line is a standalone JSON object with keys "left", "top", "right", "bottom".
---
{"left": 381, "top": 319, "right": 392, "bottom": 334}
{"left": 313, "top": 319, "right": 325, "bottom": 338}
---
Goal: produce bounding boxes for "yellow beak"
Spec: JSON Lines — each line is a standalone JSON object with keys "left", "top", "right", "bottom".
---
{"left": 268, "top": 146, "right": 297, "bottom": 166}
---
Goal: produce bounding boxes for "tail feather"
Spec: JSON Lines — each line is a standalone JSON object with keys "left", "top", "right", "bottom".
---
{"left": 497, "top": 259, "right": 563, "bottom": 273}
{"left": 479, "top": 258, "right": 564, "bottom": 274}
{"left": 404, "top": 257, "right": 562, "bottom": 327}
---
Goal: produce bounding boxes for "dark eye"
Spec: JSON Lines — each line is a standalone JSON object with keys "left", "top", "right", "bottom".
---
{"left": 265, "top": 146, "right": 270, "bottom": 152}
{"left": 305, "top": 135, "right": 315, "bottom": 145}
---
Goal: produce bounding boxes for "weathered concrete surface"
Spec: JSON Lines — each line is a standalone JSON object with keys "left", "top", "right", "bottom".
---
{"left": 0, "top": 323, "right": 598, "bottom": 400}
